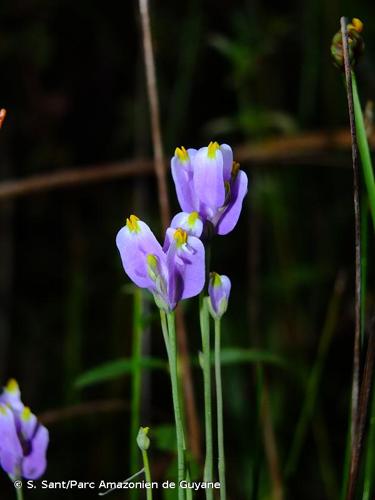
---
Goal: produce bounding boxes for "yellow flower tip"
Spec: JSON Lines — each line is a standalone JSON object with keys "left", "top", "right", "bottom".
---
{"left": 142, "top": 426, "right": 150, "bottom": 435}
{"left": 187, "top": 211, "right": 199, "bottom": 227}
{"left": 174, "top": 228, "right": 188, "bottom": 246}
{"left": 175, "top": 146, "right": 189, "bottom": 163}
{"left": 146, "top": 254, "right": 158, "bottom": 268}
{"left": 126, "top": 214, "right": 140, "bottom": 233}
{"left": 21, "top": 406, "right": 32, "bottom": 422}
{"left": 6, "top": 379, "right": 19, "bottom": 393}
{"left": 351, "top": 18, "right": 363, "bottom": 33}
{"left": 210, "top": 272, "right": 222, "bottom": 287}
{"left": 207, "top": 141, "right": 220, "bottom": 159}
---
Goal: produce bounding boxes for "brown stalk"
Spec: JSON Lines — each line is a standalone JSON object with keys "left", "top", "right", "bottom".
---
{"left": 138, "top": 0, "right": 170, "bottom": 230}
{"left": 0, "top": 159, "right": 153, "bottom": 200}
{"left": 38, "top": 399, "right": 128, "bottom": 425}
{"left": 340, "top": 16, "right": 362, "bottom": 449}
{"left": 138, "top": 0, "right": 201, "bottom": 460}
{"left": 346, "top": 323, "right": 375, "bottom": 500}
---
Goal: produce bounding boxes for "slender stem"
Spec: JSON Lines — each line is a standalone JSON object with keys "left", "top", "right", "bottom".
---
{"left": 347, "top": 327, "right": 375, "bottom": 500}
{"left": 360, "top": 197, "right": 368, "bottom": 346}
{"left": 340, "top": 16, "right": 362, "bottom": 449}
{"left": 15, "top": 485, "right": 23, "bottom": 500}
{"left": 130, "top": 289, "right": 143, "bottom": 500}
{"left": 142, "top": 449, "right": 153, "bottom": 500}
{"left": 166, "top": 312, "right": 186, "bottom": 500}
{"left": 185, "top": 467, "right": 193, "bottom": 500}
{"left": 200, "top": 295, "right": 213, "bottom": 500}
{"left": 215, "top": 318, "right": 226, "bottom": 500}
{"left": 362, "top": 382, "right": 375, "bottom": 500}
{"left": 160, "top": 310, "right": 171, "bottom": 360}
{"left": 98, "top": 468, "right": 145, "bottom": 497}
{"left": 286, "top": 273, "right": 345, "bottom": 475}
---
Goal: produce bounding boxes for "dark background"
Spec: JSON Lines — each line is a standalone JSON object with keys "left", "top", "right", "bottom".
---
{"left": 1, "top": 0, "right": 375, "bottom": 498}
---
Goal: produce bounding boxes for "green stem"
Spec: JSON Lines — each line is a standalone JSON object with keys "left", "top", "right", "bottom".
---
{"left": 160, "top": 310, "right": 171, "bottom": 360}
{"left": 185, "top": 464, "right": 193, "bottom": 500}
{"left": 130, "top": 289, "right": 143, "bottom": 500}
{"left": 142, "top": 449, "right": 153, "bottom": 500}
{"left": 362, "top": 383, "right": 375, "bottom": 500}
{"left": 166, "top": 312, "right": 186, "bottom": 500}
{"left": 215, "top": 318, "right": 226, "bottom": 500}
{"left": 200, "top": 295, "right": 213, "bottom": 500}
{"left": 352, "top": 71, "right": 375, "bottom": 230}
{"left": 15, "top": 485, "right": 23, "bottom": 500}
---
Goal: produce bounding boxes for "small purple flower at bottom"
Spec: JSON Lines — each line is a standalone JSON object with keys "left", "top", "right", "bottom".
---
{"left": 0, "top": 379, "right": 49, "bottom": 480}
{"left": 208, "top": 273, "right": 231, "bottom": 319}
{"left": 171, "top": 142, "right": 248, "bottom": 236}
{"left": 116, "top": 215, "right": 205, "bottom": 312}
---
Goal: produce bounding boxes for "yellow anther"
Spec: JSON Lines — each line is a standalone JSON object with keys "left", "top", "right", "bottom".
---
{"left": 349, "top": 18, "right": 363, "bottom": 33}
{"left": 207, "top": 141, "right": 220, "bottom": 159}
{"left": 231, "top": 161, "right": 240, "bottom": 178}
{"left": 126, "top": 214, "right": 140, "bottom": 233}
{"left": 187, "top": 211, "right": 199, "bottom": 227}
{"left": 210, "top": 272, "right": 222, "bottom": 287}
{"left": 21, "top": 406, "right": 32, "bottom": 421}
{"left": 174, "top": 228, "right": 188, "bottom": 246}
{"left": 0, "top": 405, "right": 7, "bottom": 415}
{"left": 6, "top": 379, "right": 19, "bottom": 393}
{"left": 175, "top": 146, "right": 189, "bottom": 163}
{"left": 224, "top": 181, "right": 231, "bottom": 202}
{"left": 147, "top": 254, "right": 158, "bottom": 268}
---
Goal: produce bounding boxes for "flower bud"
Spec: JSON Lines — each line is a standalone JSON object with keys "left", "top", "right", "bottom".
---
{"left": 137, "top": 426, "right": 150, "bottom": 451}
{"left": 208, "top": 273, "right": 231, "bottom": 319}
{"left": 331, "top": 18, "right": 365, "bottom": 69}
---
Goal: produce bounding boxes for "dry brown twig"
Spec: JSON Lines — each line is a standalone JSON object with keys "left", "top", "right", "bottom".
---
{"left": 138, "top": 0, "right": 202, "bottom": 460}
{"left": 139, "top": 0, "right": 170, "bottom": 230}
{"left": 0, "top": 129, "right": 371, "bottom": 203}
{"left": 340, "top": 16, "right": 362, "bottom": 453}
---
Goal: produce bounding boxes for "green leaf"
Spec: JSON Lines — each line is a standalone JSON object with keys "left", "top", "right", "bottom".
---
{"left": 75, "top": 357, "right": 168, "bottom": 388}
{"left": 218, "top": 347, "right": 292, "bottom": 372}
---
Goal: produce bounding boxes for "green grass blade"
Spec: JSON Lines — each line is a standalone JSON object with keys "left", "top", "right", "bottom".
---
{"left": 362, "top": 384, "right": 375, "bottom": 500}
{"left": 352, "top": 72, "right": 375, "bottom": 230}
{"left": 285, "top": 274, "right": 345, "bottom": 476}
{"left": 75, "top": 357, "right": 167, "bottom": 388}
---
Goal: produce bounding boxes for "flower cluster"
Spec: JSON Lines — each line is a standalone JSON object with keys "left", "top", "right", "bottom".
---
{"left": 116, "top": 215, "right": 205, "bottom": 312}
{"left": 171, "top": 142, "right": 248, "bottom": 236}
{"left": 116, "top": 142, "right": 247, "bottom": 310}
{"left": 0, "top": 379, "right": 49, "bottom": 480}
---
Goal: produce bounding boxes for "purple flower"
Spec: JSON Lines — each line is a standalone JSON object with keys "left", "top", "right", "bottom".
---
{"left": 0, "top": 379, "right": 49, "bottom": 480}
{"left": 116, "top": 215, "right": 205, "bottom": 312}
{"left": 171, "top": 142, "right": 248, "bottom": 236}
{"left": 208, "top": 273, "right": 231, "bottom": 319}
